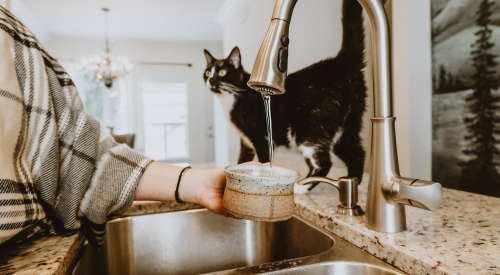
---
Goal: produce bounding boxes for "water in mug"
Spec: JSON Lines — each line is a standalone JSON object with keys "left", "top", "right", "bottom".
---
{"left": 262, "top": 95, "right": 274, "bottom": 169}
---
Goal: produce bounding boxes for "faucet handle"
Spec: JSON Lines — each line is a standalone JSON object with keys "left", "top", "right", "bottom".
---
{"left": 296, "top": 177, "right": 364, "bottom": 216}
{"left": 387, "top": 177, "right": 442, "bottom": 211}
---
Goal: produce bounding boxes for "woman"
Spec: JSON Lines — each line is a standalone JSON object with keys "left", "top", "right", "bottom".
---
{"left": 0, "top": 5, "right": 226, "bottom": 246}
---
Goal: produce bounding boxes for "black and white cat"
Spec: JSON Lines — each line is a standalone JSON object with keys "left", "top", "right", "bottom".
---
{"left": 203, "top": 0, "right": 367, "bottom": 189}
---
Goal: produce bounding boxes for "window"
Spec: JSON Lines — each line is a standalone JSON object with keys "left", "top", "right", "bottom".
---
{"left": 142, "top": 82, "right": 189, "bottom": 161}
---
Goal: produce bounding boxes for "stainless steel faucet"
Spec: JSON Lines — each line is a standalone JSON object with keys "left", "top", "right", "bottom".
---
{"left": 248, "top": 0, "right": 442, "bottom": 233}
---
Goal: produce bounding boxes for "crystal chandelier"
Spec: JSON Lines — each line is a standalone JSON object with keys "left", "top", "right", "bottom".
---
{"left": 81, "top": 7, "right": 133, "bottom": 88}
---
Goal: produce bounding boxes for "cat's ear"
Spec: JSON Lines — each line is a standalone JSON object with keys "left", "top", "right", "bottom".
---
{"left": 228, "top": 46, "right": 241, "bottom": 69}
{"left": 204, "top": 49, "right": 215, "bottom": 64}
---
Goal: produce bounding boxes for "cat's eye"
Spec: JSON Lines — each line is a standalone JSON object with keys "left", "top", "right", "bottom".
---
{"left": 218, "top": 69, "right": 227, "bottom": 77}
{"left": 205, "top": 71, "right": 211, "bottom": 77}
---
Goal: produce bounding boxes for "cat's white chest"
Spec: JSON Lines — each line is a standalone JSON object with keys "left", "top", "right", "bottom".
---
{"left": 216, "top": 93, "right": 236, "bottom": 121}
{"left": 216, "top": 94, "right": 253, "bottom": 148}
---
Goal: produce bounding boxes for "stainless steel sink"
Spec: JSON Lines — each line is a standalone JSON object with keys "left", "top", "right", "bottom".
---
{"left": 74, "top": 209, "right": 405, "bottom": 275}
{"left": 264, "top": 262, "right": 401, "bottom": 275}
{"left": 105, "top": 209, "right": 332, "bottom": 275}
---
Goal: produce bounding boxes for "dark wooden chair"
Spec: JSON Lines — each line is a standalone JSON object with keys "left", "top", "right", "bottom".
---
{"left": 113, "top": 134, "right": 136, "bottom": 149}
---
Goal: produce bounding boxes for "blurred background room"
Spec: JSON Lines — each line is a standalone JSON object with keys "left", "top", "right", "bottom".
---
{"left": 8, "top": 0, "right": 498, "bottom": 196}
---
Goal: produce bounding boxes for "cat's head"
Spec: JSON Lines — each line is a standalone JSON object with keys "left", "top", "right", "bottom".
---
{"left": 203, "top": 47, "right": 247, "bottom": 95}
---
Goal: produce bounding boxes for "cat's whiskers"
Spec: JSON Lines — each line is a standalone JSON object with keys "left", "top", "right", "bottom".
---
{"left": 218, "top": 88, "right": 237, "bottom": 94}
{"left": 218, "top": 86, "right": 237, "bottom": 94}
{"left": 220, "top": 82, "right": 247, "bottom": 93}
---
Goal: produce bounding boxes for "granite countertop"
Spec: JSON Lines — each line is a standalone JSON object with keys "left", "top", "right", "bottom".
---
{"left": 0, "top": 234, "right": 83, "bottom": 275}
{"left": 295, "top": 183, "right": 500, "bottom": 275}
{"left": 1, "top": 181, "right": 499, "bottom": 275}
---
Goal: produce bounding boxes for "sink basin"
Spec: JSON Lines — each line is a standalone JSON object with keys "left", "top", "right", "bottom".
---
{"left": 265, "top": 262, "right": 402, "bottom": 275}
{"left": 74, "top": 209, "right": 405, "bottom": 275}
{"left": 105, "top": 209, "right": 333, "bottom": 275}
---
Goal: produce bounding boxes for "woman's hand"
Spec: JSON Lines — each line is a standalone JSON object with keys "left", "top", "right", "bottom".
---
{"left": 190, "top": 168, "right": 227, "bottom": 214}
{"left": 179, "top": 168, "right": 227, "bottom": 213}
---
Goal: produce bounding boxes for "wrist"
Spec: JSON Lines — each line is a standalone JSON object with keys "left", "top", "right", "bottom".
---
{"left": 175, "top": 166, "right": 192, "bottom": 203}
{"left": 178, "top": 168, "right": 203, "bottom": 204}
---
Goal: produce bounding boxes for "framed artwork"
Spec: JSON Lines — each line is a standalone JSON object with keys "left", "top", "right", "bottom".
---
{"left": 432, "top": 0, "right": 500, "bottom": 197}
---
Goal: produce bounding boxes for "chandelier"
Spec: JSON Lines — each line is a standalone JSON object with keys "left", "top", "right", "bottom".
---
{"left": 81, "top": 7, "right": 133, "bottom": 88}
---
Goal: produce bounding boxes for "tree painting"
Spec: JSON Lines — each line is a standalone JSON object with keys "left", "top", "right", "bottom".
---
{"left": 459, "top": 0, "right": 500, "bottom": 196}
{"left": 432, "top": 0, "right": 500, "bottom": 197}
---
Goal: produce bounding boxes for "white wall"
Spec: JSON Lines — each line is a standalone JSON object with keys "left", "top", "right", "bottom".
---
{"left": 392, "top": 0, "right": 433, "bottom": 179}
{"left": 9, "top": 1, "right": 50, "bottom": 43}
{"left": 218, "top": 0, "right": 433, "bottom": 179}
{"left": 45, "top": 37, "right": 222, "bottom": 164}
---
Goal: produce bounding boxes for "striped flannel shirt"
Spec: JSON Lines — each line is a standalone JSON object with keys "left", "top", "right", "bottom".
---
{"left": 0, "top": 6, "right": 152, "bottom": 245}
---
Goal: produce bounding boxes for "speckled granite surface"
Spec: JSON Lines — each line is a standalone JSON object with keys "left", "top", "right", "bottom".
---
{"left": 119, "top": 200, "right": 201, "bottom": 218}
{"left": 0, "top": 233, "right": 84, "bottom": 275}
{"left": 295, "top": 183, "right": 500, "bottom": 275}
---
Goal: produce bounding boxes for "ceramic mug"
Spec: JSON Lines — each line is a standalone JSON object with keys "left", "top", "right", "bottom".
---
{"left": 223, "top": 163, "right": 300, "bottom": 222}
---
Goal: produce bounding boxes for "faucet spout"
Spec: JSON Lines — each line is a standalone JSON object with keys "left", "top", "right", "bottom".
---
{"left": 248, "top": 0, "right": 297, "bottom": 95}
{"left": 249, "top": 0, "right": 442, "bottom": 232}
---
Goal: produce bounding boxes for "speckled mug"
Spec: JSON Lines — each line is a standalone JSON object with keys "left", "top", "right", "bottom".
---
{"left": 223, "top": 163, "right": 300, "bottom": 222}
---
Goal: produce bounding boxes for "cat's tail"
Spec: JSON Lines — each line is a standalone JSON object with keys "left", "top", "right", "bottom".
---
{"left": 337, "top": 0, "right": 365, "bottom": 68}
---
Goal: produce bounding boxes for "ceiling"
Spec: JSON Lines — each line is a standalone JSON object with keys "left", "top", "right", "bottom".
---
{"left": 20, "top": 0, "right": 225, "bottom": 43}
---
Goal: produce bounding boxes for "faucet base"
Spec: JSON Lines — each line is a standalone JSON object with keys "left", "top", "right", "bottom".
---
{"left": 366, "top": 116, "right": 408, "bottom": 233}
{"left": 337, "top": 205, "right": 364, "bottom": 217}
{"left": 366, "top": 201, "right": 407, "bottom": 233}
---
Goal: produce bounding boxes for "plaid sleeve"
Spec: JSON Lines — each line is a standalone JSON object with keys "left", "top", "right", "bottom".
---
{"left": 45, "top": 67, "right": 153, "bottom": 230}
{"left": 80, "top": 137, "right": 153, "bottom": 224}
{"left": 0, "top": 6, "right": 152, "bottom": 244}
{"left": 38, "top": 33, "right": 153, "bottom": 232}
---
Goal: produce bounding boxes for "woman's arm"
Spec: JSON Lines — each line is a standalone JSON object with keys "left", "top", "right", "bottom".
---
{"left": 135, "top": 162, "right": 227, "bottom": 214}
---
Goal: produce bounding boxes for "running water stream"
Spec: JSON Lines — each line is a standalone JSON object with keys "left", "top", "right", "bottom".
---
{"left": 262, "top": 95, "right": 274, "bottom": 169}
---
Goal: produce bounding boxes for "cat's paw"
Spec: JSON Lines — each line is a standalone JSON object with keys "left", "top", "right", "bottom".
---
{"left": 294, "top": 183, "right": 311, "bottom": 194}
